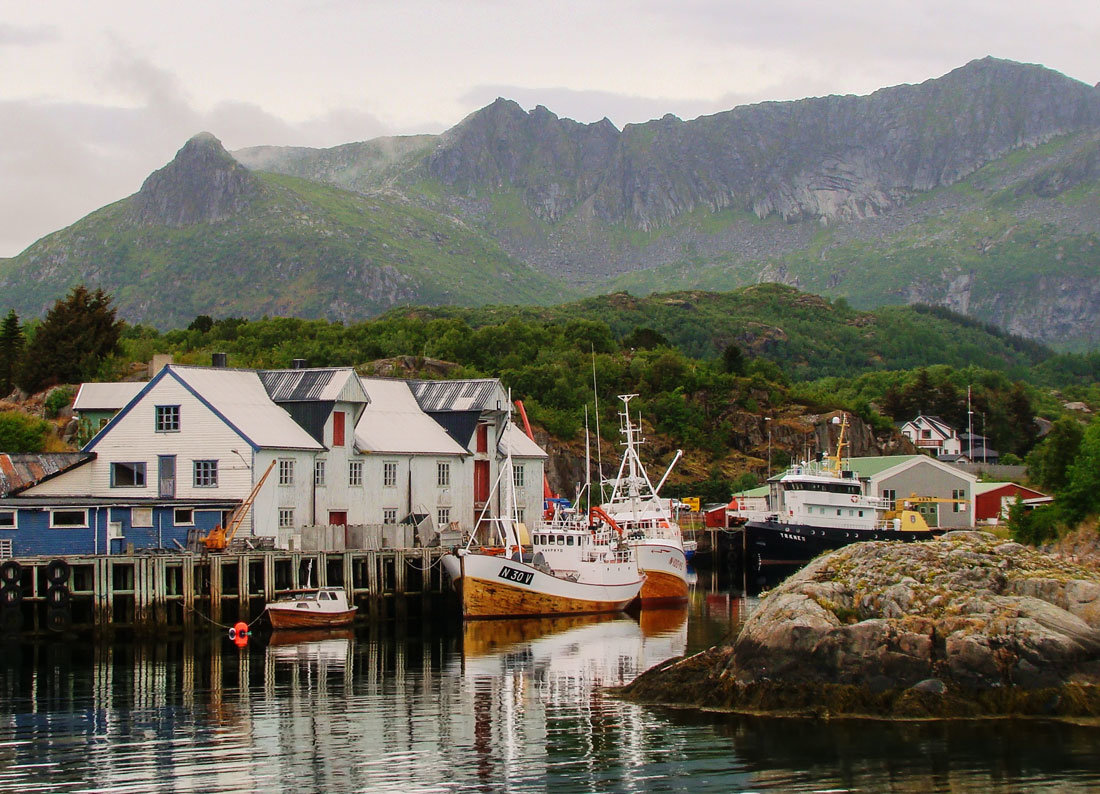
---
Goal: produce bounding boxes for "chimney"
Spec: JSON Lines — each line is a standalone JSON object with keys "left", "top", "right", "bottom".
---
{"left": 292, "top": 358, "right": 307, "bottom": 369}
{"left": 212, "top": 352, "right": 228, "bottom": 368}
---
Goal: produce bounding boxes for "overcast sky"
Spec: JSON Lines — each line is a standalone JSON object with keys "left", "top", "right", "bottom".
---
{"left": 2, "top": 0, "right": 1097, "bottom": 257}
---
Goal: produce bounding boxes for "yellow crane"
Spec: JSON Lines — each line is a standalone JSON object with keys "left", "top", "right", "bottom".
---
{"left": 202, "top": 460, "right": 278, "bottom": 552}
{"left": 883, "top": 493, "right": 970, "bottom": 532}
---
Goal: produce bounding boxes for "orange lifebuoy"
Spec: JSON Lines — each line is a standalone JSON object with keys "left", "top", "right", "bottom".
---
{"left": 850, "top": 495, "right": 858, "bottom": 503}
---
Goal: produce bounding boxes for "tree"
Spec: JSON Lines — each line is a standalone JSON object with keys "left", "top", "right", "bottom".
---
{"left": 721, "top": 343, "right": 745, "bottom": 375}
{"left": 1026, "top": 417, "right": 1084, "bottom": 492}
{"left": 17, "top": 286, "right": 123, "bottom": 393}
{"left": 188, "top": 314, "right": 214, "bottom": 334}
{"left": 0, "top": 310, "right": 24, "bottom": 396}
{"left": 1058, "top": 419, "right": 1100, "bottom": 526}
{"left": 0, "top": 411, "right": 51, "bottom": 452}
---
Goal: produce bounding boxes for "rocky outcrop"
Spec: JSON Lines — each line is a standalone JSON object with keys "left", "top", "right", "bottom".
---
{"left": 129, "top": 133, "right": 260, "bottom": 227}
{"left": 621, "top": 532, "right": 1100, "bottom": 719}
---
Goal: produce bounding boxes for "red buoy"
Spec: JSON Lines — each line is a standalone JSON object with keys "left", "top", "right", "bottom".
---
{"left": 228, "top": 621, "right": 250, "bottom": 642}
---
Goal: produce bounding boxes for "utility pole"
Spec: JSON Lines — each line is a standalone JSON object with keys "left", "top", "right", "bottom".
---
{"left": 967, "top": 386, "right": 973, "bottom": 462}
{"left": 765, "top": 417, "right": 772, "bottom": 479}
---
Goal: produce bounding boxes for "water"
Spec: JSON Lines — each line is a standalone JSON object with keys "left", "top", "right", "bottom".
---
{"left": 2, "top": 584, "right": 1100, "bottom": 793}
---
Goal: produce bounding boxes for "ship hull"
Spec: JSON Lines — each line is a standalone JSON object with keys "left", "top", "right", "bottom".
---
{"left": 458, "top": 552, "right": 644, "bottom": 619}
{"left": 266, "top": 606, "right": 358, "bottom": 630}
{"left": 745, "top": 520, "right": 934, "bottom": 568}
{"left": 630, "top": 542, "right": 689, "bottom": 605}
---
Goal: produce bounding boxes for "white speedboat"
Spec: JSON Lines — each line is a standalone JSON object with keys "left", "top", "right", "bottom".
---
{"left": 264, "top": 587, "right": 358, "bottom": 630}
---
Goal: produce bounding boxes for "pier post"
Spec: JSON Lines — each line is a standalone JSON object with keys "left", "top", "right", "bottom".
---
{"left": 182, "top": 555, "right": 195, "bottom": 629}
{"left": 210, "top": 555, "right": 223, "bottom": 626}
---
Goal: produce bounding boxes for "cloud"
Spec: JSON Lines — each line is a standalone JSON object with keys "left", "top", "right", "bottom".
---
{"left": 0, "top": 50, "right": 395, "bottom": 257}
{"left": 0, "top": 23, "right": 59, "bottom": 47}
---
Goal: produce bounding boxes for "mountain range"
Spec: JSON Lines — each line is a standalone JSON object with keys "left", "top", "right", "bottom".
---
{"left": 1, "top": 56, "right": 1098, "bottom": 348}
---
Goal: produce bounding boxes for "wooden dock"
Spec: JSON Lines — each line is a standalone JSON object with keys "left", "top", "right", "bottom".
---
{"left": 0, "top": 548, "right": 451, "bottom": 637}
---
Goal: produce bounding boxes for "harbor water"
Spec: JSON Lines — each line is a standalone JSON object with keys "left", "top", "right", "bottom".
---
{"left": 3, "top": 578, "right": 1100, "bottom": 793}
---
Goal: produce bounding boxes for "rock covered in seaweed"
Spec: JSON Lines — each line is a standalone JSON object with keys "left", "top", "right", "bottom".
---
{"left": 621, "top": 531, "right": 1100, "bottom": 719}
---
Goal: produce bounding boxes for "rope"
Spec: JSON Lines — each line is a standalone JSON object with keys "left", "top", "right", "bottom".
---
{"left": 186, "top": 604, "right": 266, "bottom": 631}
{"left": 405, "top": 553, "right": 446, "bottom": 572}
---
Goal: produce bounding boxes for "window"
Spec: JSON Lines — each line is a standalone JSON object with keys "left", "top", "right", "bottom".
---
{"left": 174, "top": 509, "right": 194, "bottom": 525}
{"left": 349, "top": 461, "right": 363, "bottom": 487}
{"left": 314, "top": 459, "right": 326, "bottom": 487}
{"left": 132, "top": 507, "right": 153, "bottom": 527}
{"left": 279, "top": 459, "right": 295, "bottom": 486}
{"left": 110, "top": 462, "right": 146, "bottom": 488}
{"left": 155, "top": 405, "right": 180, "bottom": 432}
{"left": 278, "top": 508, "right": 295, "bottom": 529}
{"left": 0, "top": 511, "right": 14, "bottom": 529}
{"left": 193, "top": 460, "right": 218, "bottom": 488}
{"left": 332, "top": 411, "right": 345, "bottom": 447}
{"left": 383, "top": 508, "right": 397, "bottom": 524}
{"left": 882, "top": 489, "right": 896, "bottom": 509}
{"left": 437, "top": 461, "right": 450, "bottom": 488}
{"left": 0, "top": 539, "right": 11, "bottom": 558}
{"left": 437, "top": 507, "right": 450, "bottom": 527}
{"left": 51, "top": 509, "right": 88, "bottom": 529}
{"left": 383, "top": 461, "right": 397, "bottom": 488}
{"left": 921, "top": 429, "right": 932, "bottom": 439}
{"left": 513, "top": 464, "right": 525, "bottom": 489}
{"left": 952, "top": 489, "right": 967, "bottom": 513}
{"left": 517, "top": 507, "right": 525, "bottom": 525}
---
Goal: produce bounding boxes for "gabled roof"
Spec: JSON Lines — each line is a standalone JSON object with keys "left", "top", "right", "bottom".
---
{"left": 258, "top": 368, "right": 369, "bottom": 405}
{"left": 974, "top": 481, "right": 1046, "bottom": 497}
{"left": 734, "top": 485, "right": 770, "bottom": 498}
{"left": 903, "top": 415, "right": 956, "bottom": 438}
{"left": 407, "top": 379, "right": 508, "bottom": 413}
{"left": 0, "top": 453, "right": 95, "bottom": 497}
{"left": 73, "top": 382, "right": 144, "bottom": 412}
{"left": 86, "top": 365, "right": 323, "bottom": 452}
{"left": 846, "top": 455, "right": 922, "bottom": 478}
{"left": 498, "top": 423, "right": 548, "bottom": 459}
{"left": 355, "top": 378, "right": 468, "bottom": 455}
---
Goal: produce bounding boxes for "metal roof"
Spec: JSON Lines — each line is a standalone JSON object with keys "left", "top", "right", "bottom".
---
{"left": 0, "top": 453, "right": 95, "bottom": 497}
{"left": 498, "top": 423, "right": 548, "bottom": 459}
{"left": 73, "top": 382, "right": 144, "bottom": 412}
{"left": 406, "top": 379, "right": 507, "bottom": 413}
{"left": 845, "top": 455, "right": 922, "bottom": 478}
{"left": 356, "top": 378, "right": 468, "bottom": 455}
{"left": 258, "top": 368, "right": 369, "bottom": 404}
{"left": 168, "top": 366, "right": 324, "bottom": 451}
{"left": 974, "top": 481, "right": 1045, "bottom": 497}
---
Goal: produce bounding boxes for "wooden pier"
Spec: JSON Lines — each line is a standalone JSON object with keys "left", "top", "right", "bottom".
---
{"left": 0, "top": 548, "right": 451, "bottom": 637}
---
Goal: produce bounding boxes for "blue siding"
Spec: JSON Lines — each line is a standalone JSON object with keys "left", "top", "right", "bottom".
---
{"left": 2, "top": 506, "right": 227, "bottom": 556}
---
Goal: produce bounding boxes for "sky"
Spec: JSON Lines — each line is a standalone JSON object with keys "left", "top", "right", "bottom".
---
{"left": 1, "top": 0, "right": 1098, "bottom": 257}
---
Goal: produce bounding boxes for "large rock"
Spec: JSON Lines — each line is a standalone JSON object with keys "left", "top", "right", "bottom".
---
{"left": 621, "top": 531, "right": 1100, "bottom": 719}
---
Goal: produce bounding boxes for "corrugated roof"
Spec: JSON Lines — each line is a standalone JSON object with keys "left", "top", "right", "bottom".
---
{"left": 407, "top": 379, "right": 507, "bottom": 412}
{"left": 734, "top": 485, "right": 770, "bottom": 498}
{"left": 73, "top": 382, "right": 144, "bottom": 412}
{"left": 258, "top": 368, "right": 368, "bottom": 404}
{"left": 356, "top": 378, "right": 468, "bottom": 455}
{"left": 0, "top": 453, "right": 95, "bottom": 497}
{"left": 974, "top": 481, "right": 1045, "bottom": 497}
{"left": 170, "top": 366, "right": 324, "bottom": 451}
{"left": 498, "top": 423, "right": 548, "bottom": 459}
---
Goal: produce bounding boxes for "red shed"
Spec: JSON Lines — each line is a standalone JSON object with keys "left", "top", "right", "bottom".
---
{"left": 974, "top": 482, "right": 1048, "bottom": 522}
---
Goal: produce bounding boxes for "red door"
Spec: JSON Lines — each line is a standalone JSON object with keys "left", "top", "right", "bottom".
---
{"left": 474, "top": 460, "right": 490, "bottom": 502}
{"left": 476, "top": 424, "right": 488, "bottom": 453}
{"left": 328, "top": 511, "right": 347, "bottom": 527}
{"left": 332, "top": 411, "right": 345, "bottom": 446}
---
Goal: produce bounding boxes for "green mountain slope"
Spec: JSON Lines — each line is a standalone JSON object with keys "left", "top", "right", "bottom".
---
{"left": 0, "top": 135, "right": 569, "bottom": 328}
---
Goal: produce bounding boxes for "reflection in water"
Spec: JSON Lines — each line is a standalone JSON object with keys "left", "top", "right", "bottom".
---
{"left": 1, "top": 596, "right": 1100, "bottom": 793}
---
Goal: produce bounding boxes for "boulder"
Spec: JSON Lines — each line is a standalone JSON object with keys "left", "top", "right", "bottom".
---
{"left": 620, "top": 531, "right": 1100, "bottom": 719}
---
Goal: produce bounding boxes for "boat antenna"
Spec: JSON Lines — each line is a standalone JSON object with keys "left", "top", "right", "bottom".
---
{"left": 591, "top": 345, "right": 605, "bottom": 503}
{"left": 584, "top": 404, "right": 592, "bottom": 515}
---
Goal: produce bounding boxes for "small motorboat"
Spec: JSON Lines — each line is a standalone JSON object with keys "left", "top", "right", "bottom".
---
{"left": 264, "top": 587, "right": 357, "bottom": 630}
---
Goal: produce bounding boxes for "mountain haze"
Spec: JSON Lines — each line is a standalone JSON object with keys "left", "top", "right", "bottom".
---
{"left": 2, "top": 57, "right": 1099, "bottom": 346}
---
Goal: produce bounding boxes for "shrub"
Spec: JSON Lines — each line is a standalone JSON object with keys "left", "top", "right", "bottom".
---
{"left": 0, "top": 411, "right": 52, "bottom": 453}
{"left": 44, "top": 385, "right": 76, "bottom": 419}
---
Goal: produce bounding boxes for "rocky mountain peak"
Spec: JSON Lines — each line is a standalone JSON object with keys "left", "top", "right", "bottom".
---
{"left": 129, "top": 132, "right": 259, "bottom": 227}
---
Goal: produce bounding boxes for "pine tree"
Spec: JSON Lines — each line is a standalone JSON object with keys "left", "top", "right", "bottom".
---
{"left": 17, "top": 286, "right": 123, "bottom": 393}
{"left": 0, "top": 310, "right": 24, "bottom": 397}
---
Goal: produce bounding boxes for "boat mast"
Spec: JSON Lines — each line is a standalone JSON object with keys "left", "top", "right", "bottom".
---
{"left": 828, "top": 413, "right": 849, "bottom": 477}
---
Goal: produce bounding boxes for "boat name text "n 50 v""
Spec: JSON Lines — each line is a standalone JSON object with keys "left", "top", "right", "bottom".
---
{"left": 498, "top": 566, "right": 534, "bottom": 585}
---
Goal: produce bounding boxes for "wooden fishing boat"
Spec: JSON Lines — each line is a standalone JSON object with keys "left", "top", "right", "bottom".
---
{"left": 264, "top": 587, "right": 357, "bottom": 630}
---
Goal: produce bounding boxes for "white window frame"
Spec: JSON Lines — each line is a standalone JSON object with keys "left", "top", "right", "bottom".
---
{"left": 513, "top": 464, "right": 525, "bottom": 489}
{"left": 383, "top": 461, "right": 397, "bottom": 488}
{"left": 0, "top": 538, "right": 11, "bottom": 558}
{"left": 193, "top": 459, "right": 218, "bottom": 488}
{"left": 383, "top": 508, "right": 397, "bottom": 524}
{"left": 173, "top": 508, "right": 194, "bottom": 526}
{"left": 50, "top": 509, "right": 89, "bottom": 529}
{"left": 314, "top": 459, "right": 326, "bottom": 487}
{"left": 437, "top": 507, "right": 450, "bottom": 527}
{"left": 279, "top": 459, "right": 295, "bottom": 486}
{"left": 952, "top": 489, "right": 967, "bottom": 513}
{"left": 349, "top": 460, "right": 363, "bottom": 487}
{"left": 132, "top": 507, "right": 153, "bottom": 527}
{"left": 155, "top": 404, "right": 180, "bottom": 433}
{"left": 0, "top": 511, "right": 15, "bottom": 529}
{"left": 882, "top": 489, "right": 896, "bottom": 510}
{"left": 437, "top": 460, "right": 450, "bottom": 489}
{"left": 516, "top": 507, "right": 525, "bottom": 525}
{"left": 278, "top": 508, "right": 295, "bottom": 529}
